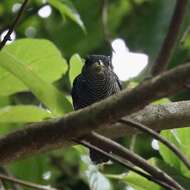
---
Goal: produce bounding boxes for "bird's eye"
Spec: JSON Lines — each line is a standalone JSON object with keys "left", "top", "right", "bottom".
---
{"left": 98, "top": 60, "right": 104, "bottom": 66}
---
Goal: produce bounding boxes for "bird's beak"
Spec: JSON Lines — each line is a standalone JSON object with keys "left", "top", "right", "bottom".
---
{"left": 91, "top": 62, "right": 104, "bottom": 73}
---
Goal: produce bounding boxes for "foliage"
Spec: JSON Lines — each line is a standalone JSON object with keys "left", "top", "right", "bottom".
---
{"left": 0, "top": 0, "right": 190, "bottom": 190}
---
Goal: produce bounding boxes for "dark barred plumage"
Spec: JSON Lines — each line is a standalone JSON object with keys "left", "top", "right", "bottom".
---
{"left": 71, "top": 55, "right": 122, "bottom": 163}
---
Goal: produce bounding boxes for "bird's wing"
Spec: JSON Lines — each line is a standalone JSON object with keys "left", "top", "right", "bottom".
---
{"left": 71, "top": 74, "right": 82, "bottom": 110}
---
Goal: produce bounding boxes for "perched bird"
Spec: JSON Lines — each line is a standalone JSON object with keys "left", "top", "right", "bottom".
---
{"left": 71, "top": 55, "right": 122, "bottom": 163}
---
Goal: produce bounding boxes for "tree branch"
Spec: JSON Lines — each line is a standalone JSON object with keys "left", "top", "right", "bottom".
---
{"left": 104, "top": 100, "right": 190, "bottom": 138}
{"left": 0, "top": 174, "right": 56, "bottom": 190}
{"left": 151, "top": 0, "right": 188, "bottom": 76}
{"left": 0, "top": 0, "right": 29, "bottom": 50}
{"left": 82, "top": 132, "right": 184, "bottom": 190}
{"left": 119, "top": 118, "right": 190, "bottom": 170}
{"left": 80, "top": 140, "right": 177, "bottom": 190}
{"left": 0, "top": 166, "right": 20, "bottom": 190}
{"left": 1, "top": 63, "right": 190, "bottom": 163}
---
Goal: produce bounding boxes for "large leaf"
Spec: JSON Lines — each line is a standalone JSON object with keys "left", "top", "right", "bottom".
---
{"left": 69, "top": 53, "right": 84, "bottom": 85}
{"left": 0, "top": 105, "right": 52, "bottom": 123}
{"left": 0, "top": 39, "right": 67, "bottom": 96}
{"left": 159, "top": 130, "right": 181, "bottom": 172}
{"left": 0, "top": 49, "right": 72, "bottom": 115}
{"left": 0, "top": 96, "right": 10, "bottom": 108}
{"left": 48, "top": 0, "right": 86, "bottom": 32}
{"left": 160, "top": 129, "right": 190, "bottom": 178}
{"left": 107, "top": 172, "right": 162, "bottom": 190}
{"left": 9, "top": 154, "right": 51, "bottom": 184}
{"left": 154, "top": 158, "right": 190, "bottom": 189}
{"left": 107, "top": 158, "right": 190, "bottom": 190}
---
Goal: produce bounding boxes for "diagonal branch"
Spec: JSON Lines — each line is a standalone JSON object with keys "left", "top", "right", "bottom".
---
{"left": 1, "top": 62, "right": 190, "bottom": 163}
{"left": 80, "top": 140, "right": 177, "bottom": 190}
{"left": 119, "top": 118, "right": 190, "bottom": 170}
{"left": 0, "top": 0, "right": 29, "bottom": 50}
{"left": 83, "top": 132, "right": 184, "bottom": 190}
{"left": 104, "top": 100, "right": 190, "bottom": 138}
{"left": 151, "top": 0, "right": 188, "bottom": 76}
{"left": 0, "top": 173, "right": 56, "bottom": 190}
{"left": 0, "top": 166, "right": 20, "bottom": 190}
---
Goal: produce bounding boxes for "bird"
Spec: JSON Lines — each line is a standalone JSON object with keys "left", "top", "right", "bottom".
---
{"left": 71, "top": 55, "right": 122, "bottom": 163}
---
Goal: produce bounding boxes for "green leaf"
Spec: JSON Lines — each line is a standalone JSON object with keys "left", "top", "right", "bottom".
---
{"left": 0, "top": 105, "right": 52, "bottom": 123}
{"left": 0, "top": 48, "right": 72, "bottom": 115}
{"left": 160, "top": 130, "right": 181, "bottom": 172}
{"left": 153, "top": 98, "right": 171, "bottom": 105}
{"left": 0, "top": 39, "right": 68, "bottom": 96}
{"left": 152, "top": 158, "right": 190, "bottom": 189}
{"left": 9, "top": 154, "right": 51, "bottom": 184}
{"left": 111, "top": 172, "right": 162, "bottom": 190}
{"left": 107, "top": 157, "right": 190, "bottom": 190}
{"left": 69, "top": 53, "right": 84, "bottom": 85}
{"left": 0, "top": 96, "right": 10, "bottom": 108}
{"left": 160, "top": 128, "right": 190, "bottom": 178}
{"left": 0, "top": 123, "right": 19, "bottom": 136}
{"left": 48, "top": 0, "right": 86, "bottom": 32}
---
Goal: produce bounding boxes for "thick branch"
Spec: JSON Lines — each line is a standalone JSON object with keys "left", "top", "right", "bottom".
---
{"left": 1, "top": 63, "right": 190, "bottom": 163}
{"left": 104, "top": 100, "right": 190, "bottom": 138}
{"left": 151, "top": 0, "right": 188, "bottom": 76}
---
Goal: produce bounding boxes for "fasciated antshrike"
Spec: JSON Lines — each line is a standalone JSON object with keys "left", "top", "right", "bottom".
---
{"left": 72, "top": 55, "right": 122, "bottom": 163}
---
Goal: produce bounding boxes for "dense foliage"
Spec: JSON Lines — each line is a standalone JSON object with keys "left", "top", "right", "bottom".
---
{"left": 0, "top": 0, "right": 190, "bottom": 190}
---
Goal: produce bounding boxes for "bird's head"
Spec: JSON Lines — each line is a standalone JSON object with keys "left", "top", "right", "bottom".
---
{"left": 82, "top": 55, "right": 113, "bottom": 77}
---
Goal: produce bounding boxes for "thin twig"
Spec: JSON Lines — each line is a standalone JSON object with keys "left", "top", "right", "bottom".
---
{"left": 0, "top": 166, "right": 20, "bottom": 190}
{"left": 0, "top": 3, "right": 47, "bottom": 36}
{"left": 79, "top": 140, "right": 176, "bottom": 190}
{"left": 0, "top": 174, "right": 56, "bottom": 190}
{"left": 83, "top": 132, "right": 184, "bottom": 190}
{"left": 151, "top": 0, "right": 188, "bottom": 76}
{"left": 119, "top": 119, "right": 190, "bottom": 170}
{"left": 0, "top": 0, "right": 29, "bottom": 50}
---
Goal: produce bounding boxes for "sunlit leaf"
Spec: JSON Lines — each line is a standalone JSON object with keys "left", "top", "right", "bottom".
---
{"left": 69, "top": 53, "right": 84, "bottom": 85}
{"left": 160, "top": 130, "right": 181, "bottom": 172}
{"left": 0, "top": 48, "right": 72, "bottom": 115}
{"left": 0, "top": 39, "right": 68, "bottom": 96}
{"left": 160, "top": 128, "right": 190, "bottom": 178}
{"left": 153, "top": 98, "right": 171, "bottom": 105}
{"left": 0, "top": 96, "right": 10, "bottom": 108}
{"left": 0, "top": 105, "right": 52, "bottom": 123}
{"left": 108, "top": 172, "right": 161, "bottom": 190}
